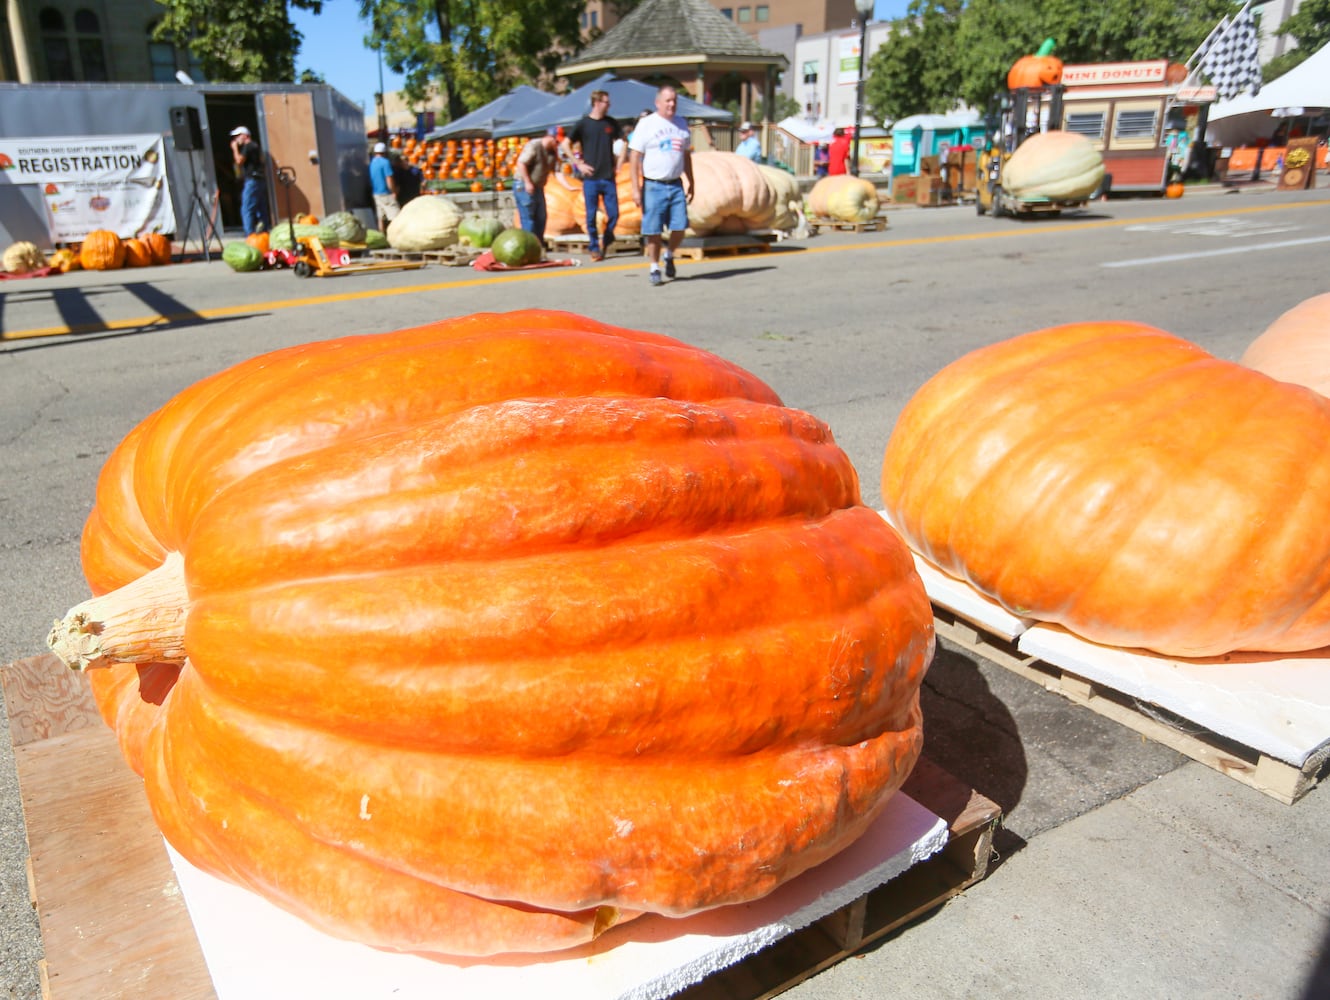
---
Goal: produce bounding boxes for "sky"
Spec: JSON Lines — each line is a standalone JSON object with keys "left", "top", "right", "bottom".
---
{"left": 289, "top": 2, "right": 911, "bottom": 114}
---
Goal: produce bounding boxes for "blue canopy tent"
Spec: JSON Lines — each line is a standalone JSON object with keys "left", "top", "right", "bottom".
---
{"left": 492, "top": 73, "right": 732, "bottom": 139}
{"left": 425, "top": 85, "right": 559, "bottom": 141}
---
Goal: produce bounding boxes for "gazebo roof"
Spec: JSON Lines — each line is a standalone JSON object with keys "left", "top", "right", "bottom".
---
{"left": 558, "top": 0, "right": 786, "bottom": 76}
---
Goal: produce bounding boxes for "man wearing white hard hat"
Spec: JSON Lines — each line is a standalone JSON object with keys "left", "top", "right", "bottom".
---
{"left": 229, "top": 125, "right": 269, "bottom": 235}
{"left": 370, "top": 141, "right": 399, "bottom": 231}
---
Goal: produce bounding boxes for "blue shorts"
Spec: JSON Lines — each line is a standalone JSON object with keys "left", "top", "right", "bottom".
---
{"left": 641, "top": 179, "right": 688, "bottom": 235}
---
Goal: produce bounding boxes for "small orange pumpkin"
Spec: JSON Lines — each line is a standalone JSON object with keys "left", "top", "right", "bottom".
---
{"left": 79, "top": 229, "right": 125, "bottom": 270}
{"left": 122, "top": 238, "right": 153, "bottom": 267}
{"left": 298, "top": 213, "right": 319, "bottom": 225}
{"left": 246, "top": 231, "right": 270, "bottom": 254}
{"left": 1165, "top": 182, "right": 1185, "bottom": 198}
{"left": 141, "top": 231, "right": 173, "bottom": 265}
{"left": 1007, "top": 38, "right": 1063, "bottom": 90}
{"left": 469, "top": 180, "right": 484, "bottom": 192}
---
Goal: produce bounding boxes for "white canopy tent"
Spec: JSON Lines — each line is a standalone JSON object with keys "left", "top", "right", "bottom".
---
{"left": 1206, "top": 43, "right": 1330, "bottom": 146}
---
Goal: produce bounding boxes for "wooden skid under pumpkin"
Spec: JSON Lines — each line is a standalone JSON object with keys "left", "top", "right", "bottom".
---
{"left": 673, "top": 235, "right": 772, "bottom": 262}
{"left": 544, "top": 233, "right": 644, "bottom": 256}
{"left": 3, "top": 651, "right": 999, "bottom": 1000}
{"left": 368, "top": 248, "right": 429, "bottom": 262}
{"left": 806, "top": 214, "right": 888, "bottom": 234}
{"left": 422, "top": 245, "right": 484, "bottom": 267}
{"left": 896, "top": 535, "right": 1330, "bottom": 805}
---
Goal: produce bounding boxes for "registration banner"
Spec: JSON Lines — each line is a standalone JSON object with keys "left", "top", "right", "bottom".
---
{"left": 0, "top": 134, "right": 176, "bottom": 242}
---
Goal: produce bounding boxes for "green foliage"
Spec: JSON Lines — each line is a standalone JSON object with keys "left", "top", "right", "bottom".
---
{"left": 1263, "top": 0, "right": 1330, "bottom": 80}
{"left": 865, "top": 0, "right": 1238, "bottom": 120}
{"left": 357, "top": 0, "right": 586, "bottom": 122}
{"left": 152, "top": 0, "right": 322, "bottom": 83}
{"left": 1280, "top": 0, "right": 1330, "bottom": 52}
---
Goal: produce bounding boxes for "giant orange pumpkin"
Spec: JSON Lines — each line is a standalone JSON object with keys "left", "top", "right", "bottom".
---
{"left": 50, "top": 310, "right": 932, "bottom": 958}
{"left": 1240, "top": 292, "right": 1330, "bottom": 397}
{"left": 881, "top": 321, "right": 1330, "bottom": 658}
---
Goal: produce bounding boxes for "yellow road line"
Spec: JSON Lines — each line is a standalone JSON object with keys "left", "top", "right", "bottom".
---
{"left": 5, "top": 198, "right": 1327, "bottom": 343}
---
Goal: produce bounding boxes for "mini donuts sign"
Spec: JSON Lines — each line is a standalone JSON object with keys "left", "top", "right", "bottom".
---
{"left": 0, "top": 134, "right": 175, "bottom": 242}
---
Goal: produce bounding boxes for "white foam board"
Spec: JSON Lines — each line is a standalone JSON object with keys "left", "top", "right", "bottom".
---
{"left": 167, "top": 792, "right": 948, "bottom": 1000}
{"left": 1018, "top": 624, "right": 1330, "bottom": 767}
{"left": 878, "top": 510, "right": 1035, "bottom": 642}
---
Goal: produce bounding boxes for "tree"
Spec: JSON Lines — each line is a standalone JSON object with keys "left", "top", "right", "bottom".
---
{"left": 864, "top": 0, "right": 1238, "bottom": 121}
{"left": 152, "top": 0, "right": 323, "bottom": 83}
{"left": 864, "top": 0, "right": 964, "bottom": 123}
{"left": 1262, "top": 0, "right": 1330, "bottom": 80}
{"left": 358, "top": 0, "right": 586, "bottom": 123}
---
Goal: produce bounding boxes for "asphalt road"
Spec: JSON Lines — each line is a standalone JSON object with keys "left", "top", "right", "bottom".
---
{"left": 2, "top": 187, "right": 1328, "bottom": 999}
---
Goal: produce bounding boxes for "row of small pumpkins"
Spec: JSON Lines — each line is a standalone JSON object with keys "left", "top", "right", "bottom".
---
{"left": 1, "top": 230, "right": 173, "bottom": 274}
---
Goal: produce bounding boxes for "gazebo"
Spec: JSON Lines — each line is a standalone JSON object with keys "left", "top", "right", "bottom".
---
{"left": 555, "top": 0, "right": 788, "bottom": 124}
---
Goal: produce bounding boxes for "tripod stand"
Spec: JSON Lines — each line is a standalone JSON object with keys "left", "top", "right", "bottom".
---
{"left": 177, "top": 147, "right": 221, "bottom": 263}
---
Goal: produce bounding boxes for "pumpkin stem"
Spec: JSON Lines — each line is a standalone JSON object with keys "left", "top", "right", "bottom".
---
{"left": 47, "top": 552, "right": 189, "bottom": 671}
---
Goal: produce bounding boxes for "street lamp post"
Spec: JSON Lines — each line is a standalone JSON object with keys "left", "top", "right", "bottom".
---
{"left": 851, "top": 0, "right": 874, "bottom": 176}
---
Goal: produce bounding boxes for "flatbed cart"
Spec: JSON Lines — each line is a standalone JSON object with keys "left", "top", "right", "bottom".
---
{"left": 291, "top": 236, "right": 426, "bottom": 277}
{"left": 273, "top": 165, "right": 425, "bottom": 278}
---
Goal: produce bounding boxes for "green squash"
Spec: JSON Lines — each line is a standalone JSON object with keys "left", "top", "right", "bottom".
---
{"left": 490, "top": 228, "right": 543, "bottom": 267}
{"left": 322, "top": 211, "right": 367, "bottom": 244}
{"left": 364, "top": 229, "right": 388, "bottom": 250}
{"left": 221, "top": 241, "right": 262, "bottom": 273}
{"left": 458, "top": 215, "right": 507, "bottom": 249}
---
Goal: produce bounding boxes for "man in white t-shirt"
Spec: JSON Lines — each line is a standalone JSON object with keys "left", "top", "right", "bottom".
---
{"left": 629, "top": 85, "right": 695, "bottom": 287}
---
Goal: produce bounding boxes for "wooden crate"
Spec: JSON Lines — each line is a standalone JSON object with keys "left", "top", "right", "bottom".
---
{"left": 4, "top": 653, "right": 999, "bottom": 999}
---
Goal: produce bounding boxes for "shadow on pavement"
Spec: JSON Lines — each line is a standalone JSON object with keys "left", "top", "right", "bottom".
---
{"left": 918, "top": 645, "right": 1029, "bottom": 860}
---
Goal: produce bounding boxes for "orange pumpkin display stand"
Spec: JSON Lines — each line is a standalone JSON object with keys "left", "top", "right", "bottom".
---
{"left": 3, "top": 652, "right": 998, "bottom": 1000}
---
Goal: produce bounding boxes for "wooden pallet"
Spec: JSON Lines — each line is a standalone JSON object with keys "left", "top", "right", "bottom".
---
{"left": 544, "top": 233, "right": 643, "bottom": 256}
{"left": 3, "top": 653, "right": 998, "bottom": 999}
{"left": 915, "top": 558, "right": 1330, "bottom": 805}
{"left": 422, "top": 245, "right": 483, "bottom": 267}
{"left": 368, "top": 248, "right": 427, "bottom": 262}
{"left": 677, "top": 756, "right": 1000, "bottom": 1000}
{"left": 673, "top": 235, "right": 772, "bottom": 261}
{"left": 806, "top": 214, "right": 888, "bottom": 234}
{"left": 1, "top": 655, "right": 216, "bottom": 999}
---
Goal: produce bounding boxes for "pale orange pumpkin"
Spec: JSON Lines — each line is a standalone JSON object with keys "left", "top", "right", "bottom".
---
{"left": 882, "top": 320, "right": 1330, "bottom": 658}
{"left": 1240, "top": 292, "right": 1330, "bottom": 397}
{"left": 686, "top": 151, "right": 778, "bottom": 235}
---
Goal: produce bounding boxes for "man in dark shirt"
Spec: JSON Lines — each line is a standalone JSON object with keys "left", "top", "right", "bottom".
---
{"left": 564, "top": 90, "right": 625, "bottom": 261}
{"left": 229, "top": 125, "right": 269, "bottom": 235}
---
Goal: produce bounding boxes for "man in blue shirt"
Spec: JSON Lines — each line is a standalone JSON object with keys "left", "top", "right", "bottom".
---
{"left": 735, "top": 122, "right": 763, "bottom": 163}
{"left": 370, "top": 142, "right": 399, "bottom": 231}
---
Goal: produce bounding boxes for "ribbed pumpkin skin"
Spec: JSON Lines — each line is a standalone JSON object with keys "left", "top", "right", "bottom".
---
{"left": 79, "top": 310, "right": 932, "bottom": 957}
{"left": 882, "top": 321, "right": 1330, "bottom": 658}
{"left": 808, "top": 175, "right": 879, "bottom": 222}
{"left": 1240, "top": 292, "right": 1330, "bottom": 397}
{"left": 1002, "top": 130, "right": 1104, "bottom": 200}
{"left": 687, "top": 151, "right": 778, "bottom": 235}
{"left": 80, "top": 229, "right": 125, "bottom": 270}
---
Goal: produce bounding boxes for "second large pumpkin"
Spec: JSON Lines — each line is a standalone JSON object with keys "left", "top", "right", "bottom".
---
{"left": 881, "top": 321, "right": 1330, "bottom": 658}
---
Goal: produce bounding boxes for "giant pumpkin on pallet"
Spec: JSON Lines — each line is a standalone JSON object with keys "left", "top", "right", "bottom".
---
{"left": 808, "top": 175, "right": 879, "bottom": 223}
{"left": 1240, "top": 292, "right": 1330, "bottom": 397}
{"left": 49, "top": 310, "right": 933, "bottom": 958}
{"left": 881, "top": 321, "right": 1330, "bottom": 658}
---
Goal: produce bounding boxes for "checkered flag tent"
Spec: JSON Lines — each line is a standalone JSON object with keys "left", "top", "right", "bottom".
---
{"left": 1196, "top": 4, "right": 1262, "bottom": 100}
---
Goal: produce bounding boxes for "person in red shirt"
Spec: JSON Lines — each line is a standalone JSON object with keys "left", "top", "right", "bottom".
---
{"left": 828, "top": 127, "right": 852, "bottom": 176}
